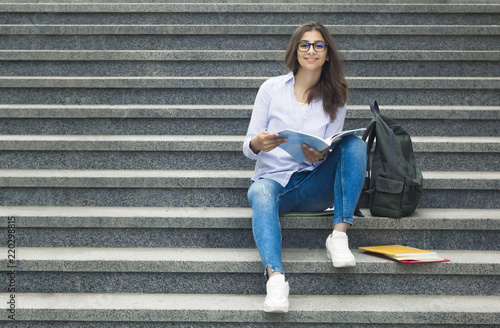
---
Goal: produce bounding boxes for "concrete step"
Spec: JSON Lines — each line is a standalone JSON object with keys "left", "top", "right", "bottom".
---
{"left": 0, "top": 170, "right": 498, "bottom": 209}
{"left": 2, "top": 207, "right": 499, "bottom": 249}
{"left": 0, "top": 50, "right": 500, "bottom": 77}
{"left": 1, "top": 3, "right": 498, "bottom": 26}
{"left": 3, "top": 76, "right": 497, "bottom": 89}
{"left": 1, "top": 169, "right": 498, "bottom": 189}
{"left": 0, "top": 136, "right": 498, "bottom": 171}
{"left": 4, "top": 207, "right": 498, "bottom": 230}
{"left": 2, "top": 3, "right": 498, "bottom": 14}
{"left": 6, "top": 247, "right": 500, "bottom": 295}
{"left": 1, "top": 25, "right": 497, "bottom": 51}
{"left": 1, "top": 50, "right": 498, "bottom": 77}
{"left": 1, "top": 135, "right": 497, "bottom": 152}
{"left": 3, "top": 50, "right": 498, "bottom": 61}
{"left": 0, "top": 104, "right": 498, "bottom": 137}
{"left": 0, "top": 77, "right": 498, "bottom": 106}
{"left": 2, "top": 24, "right": 498, "bottom": 36}
{"left": 1, "top": 292, "right": 498, "bottom": 326}
{"left": 4, "top": 0, "right": 500, "bottom": 3}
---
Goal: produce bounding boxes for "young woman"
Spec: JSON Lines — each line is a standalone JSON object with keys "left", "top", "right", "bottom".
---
{"left": 243, "top": 22, "right": 367, "bottom": 313}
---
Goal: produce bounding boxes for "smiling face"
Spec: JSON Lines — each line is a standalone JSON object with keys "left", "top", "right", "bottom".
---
{"left": 296, "top": 30, "right": 328, "bottom": 73}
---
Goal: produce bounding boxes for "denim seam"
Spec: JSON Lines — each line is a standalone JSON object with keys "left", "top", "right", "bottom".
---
{"left": 341, "top": 146, "right": 347, "bottom": 222}
{"left": 333, "top": 146, "right": 352, "bottom": 226}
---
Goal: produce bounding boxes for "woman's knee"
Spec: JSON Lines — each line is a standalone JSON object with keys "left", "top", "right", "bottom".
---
{"left": 247, "top": 179, "right": 281, "bottom": 206}
{"left": 341, "top": 135, "right": 367, "bottom": 160}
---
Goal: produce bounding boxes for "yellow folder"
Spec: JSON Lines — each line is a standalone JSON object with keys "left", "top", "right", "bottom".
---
{"left": 358, "top": 245, "right": 437, "bottom": 257}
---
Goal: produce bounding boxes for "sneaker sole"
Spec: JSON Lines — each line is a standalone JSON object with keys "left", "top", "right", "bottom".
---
{"left": 264, "top": 304, "right": 289, "bottom": 313}
{"left": 326, "top": 249, "right": 356, "bottom": 267}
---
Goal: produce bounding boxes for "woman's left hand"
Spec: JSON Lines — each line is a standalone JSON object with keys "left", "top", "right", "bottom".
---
{"left": 301, "top": 144, "right": 329, "bottom": 163}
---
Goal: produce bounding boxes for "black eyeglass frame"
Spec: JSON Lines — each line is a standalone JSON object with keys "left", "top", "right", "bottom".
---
{"left": 297, "top": 42, "right": 328, "bottom": 52}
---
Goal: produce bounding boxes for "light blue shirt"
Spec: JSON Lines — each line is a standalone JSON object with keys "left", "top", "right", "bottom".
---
{"left": 243, "top": 72, "right": 346, "bottom": 187}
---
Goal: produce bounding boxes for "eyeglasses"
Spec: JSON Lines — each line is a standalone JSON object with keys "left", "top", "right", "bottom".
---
{"left": 297, "top": 42, "right": 328, "bottom": 52}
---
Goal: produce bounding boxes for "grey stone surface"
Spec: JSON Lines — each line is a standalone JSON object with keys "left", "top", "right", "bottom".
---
{"left": 414, "top": 153, "right": 500, "bottom": 171}
{"left": 345, "top": 61, "right": 499, "bottom": 77}
{"left": 1, "top": 293, "right": 498, "bottom": 324}
{"left": 0, "top": 169, "right": 498, "bottom": 189}
{"left": 0, "top": 151, "right": 256, "bottom": 170}
{"left": 5, "top": 225, "right": 500, "bottom": 250}
{"left": 0, "top": 61, "right": 288, "bottom": 78}
{"left": 0, "top": 169, "right": 252, "bottom": 188}
{"left": 1, "top": 135, "right": 498, "bottom": 152}
{"left": 2, "top": 207, "right": 499, "bottom": 230}
{"left": 1, "top": 50, "right": 498, "bottom": 61}
{"left": 7, "top": 248, "right": 500, "bottom": 295}
{"left": 2, "top": 323, "right": 499, "bottom": 328}
{"left": 0, "top": 76, "right": 267, "bottom": 89}
{"left": 1, "top": 11, "right": 498, "bottom": 26}
{"left": 0, "top": 104, "right": 255, "bottom": 118}
{"left": 0, "top": 50, "right": 287, "bottom": 61}
{"left": 0, "top": 87, "right": 498, "bottom": 106}
{"left": 423, "top": 171, "right": 500, "bottom": 190}
{"left": 347, "top": 105, "right": 500, "bottom": 120}
{"left": 0, "top": 187, "right": 251, "bottom": 207}
{"left": 0, "top": 136, "right": 498, "bottom": 171}
{"left": 1, "top": 150, "right": 497, "bottom": 171}
{"left": 346, "top": 118, "right": 500, "bottom": 137}
{"left": 1, "top": 3, "right": 498, "bottom": 14}
{"left": 0, "top": 104, "right": 498, "bottom": 120}
{"left": 1, "top": 24, "right": 498, "bottom": 36}
{"left": 2, "top": 208, "right": 499, "bottom": 249}
{"left": 0, "top": 87, "right": 258, "bottom": 106}
{"left": 349, "top": 89, "right": 499, "bottom": 106}
{"left": 0, "top": 171, "right": 498, "bottom": 208}
{"left": 0, "top": 135, "right": 247, "bottom": 151}
{"left": 0, "top": 116, "right": 498, "bottom": 138}
{"left": 1, "top": 76, "right": 497, "bottom": 89}
{"left": 3, "top": 0, "right": 499, "bottom": 3}
{"left": 9, "top": 271, "right": 500, "bottom": 295}
{"left": 0, "top": 118, "right": 252, "bottom": 135}
{"left": 1, "top": 35, "right": 498, "bottom": 51}
{"left": 415, "top": 189, "right": 498, "bottom": 209}
{"left": 413, "top": 137, "right": 500, "bottom": 153}
{"left": 3, "top": 59, "right": 498, "bottom": 77}
{"left": 7, "top": 248, "right": 500, "bottom": 275}
{"left": 3, "top": 187, "right": 497, "bottom": 208}
{"left": 343, "top": 50, "right": 500, "bottom": 61}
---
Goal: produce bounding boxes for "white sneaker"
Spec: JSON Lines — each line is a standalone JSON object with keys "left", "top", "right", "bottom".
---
{"left": 264, "top": 275, "right": 289, "bottom": 313}
{"left": 326, "top": 231, "right": 356, "bottom": 268}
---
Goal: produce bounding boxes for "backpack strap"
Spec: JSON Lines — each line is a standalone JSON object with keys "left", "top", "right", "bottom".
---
{"left": 354, "top": 100, "right": 379, "bottom": 217}
{"left": 363, "top": 100, "right": 380, "bottom": 190}
{"left": 370, "top": 99, "right": 380, "bottom": 115}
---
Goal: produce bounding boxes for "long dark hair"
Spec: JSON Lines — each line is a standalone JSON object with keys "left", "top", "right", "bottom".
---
{"left": 284, "top": 22, "right": 348, "bottom": 122}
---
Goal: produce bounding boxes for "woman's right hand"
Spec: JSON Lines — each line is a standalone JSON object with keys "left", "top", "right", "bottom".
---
{"left": 250, "top": 131, "right": 288, "bottom": 154}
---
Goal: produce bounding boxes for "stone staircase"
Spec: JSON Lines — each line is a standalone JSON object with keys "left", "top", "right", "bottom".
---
{"left": 1, "top": 0, "right": 499, "bottom": 326}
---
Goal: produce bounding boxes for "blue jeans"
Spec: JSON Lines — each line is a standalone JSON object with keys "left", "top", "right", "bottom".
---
{"left": 247, "top": 135, "right": 367, "bottom": 278}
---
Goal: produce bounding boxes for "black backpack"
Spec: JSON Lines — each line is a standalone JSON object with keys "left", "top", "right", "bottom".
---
{"left": 358, "top": 100, "right": 423, "bottom": 218}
